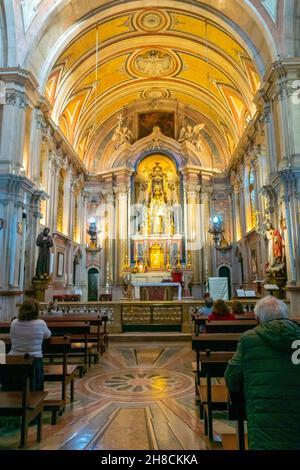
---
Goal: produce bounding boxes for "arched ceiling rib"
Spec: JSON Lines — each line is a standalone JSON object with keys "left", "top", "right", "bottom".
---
{"left": 45, "top": 5, "right": 261, "bottom": 171}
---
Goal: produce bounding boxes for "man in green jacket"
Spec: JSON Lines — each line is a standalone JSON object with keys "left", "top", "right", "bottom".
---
{"left": 225, "top": 295, "right": 300, "bottom": 450}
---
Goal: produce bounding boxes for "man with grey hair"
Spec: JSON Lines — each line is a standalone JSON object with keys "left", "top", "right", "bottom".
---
{"left": 225, "top": 295, "right": 300, "bottom": 450}
{"left": 254, "top": 295, "right": 288, "bottom": 323}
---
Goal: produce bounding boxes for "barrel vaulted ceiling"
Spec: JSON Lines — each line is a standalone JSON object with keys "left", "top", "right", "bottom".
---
{"left": 44, "top": 6, "right": 260, "bottom": 172}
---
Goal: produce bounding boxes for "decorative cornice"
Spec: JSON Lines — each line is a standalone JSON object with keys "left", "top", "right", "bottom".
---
{"left": 5, "top": 91, "right": 28, "bottom": 109}
{"left": 255, "top": 58, "right": 300, "bottom": 106}
{"left": 0, "top": 67, "right": 39, "bottom": 91}
{"left": 0, "top": 174, "right": 35, "bottom": 199}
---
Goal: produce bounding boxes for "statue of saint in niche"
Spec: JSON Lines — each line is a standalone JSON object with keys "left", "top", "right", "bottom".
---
{"left": 35, "top": 227, "right": 53, "bottom": 278}
{"left": 265, "top": 223, "right": 284, "bottom": 270}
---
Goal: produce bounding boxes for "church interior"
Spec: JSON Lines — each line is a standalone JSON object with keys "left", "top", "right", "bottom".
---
{"left": 0, "top": 0, "right": 300, "bottom": 451}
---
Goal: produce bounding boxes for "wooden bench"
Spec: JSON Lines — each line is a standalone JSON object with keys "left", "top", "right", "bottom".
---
{"left": 205, "top": 320, "right": 257, "bottom": 334}
{"left": 0, "top": 333, "right": 11, "bottom": 353}
{"left": 191, "top": 314, "right": 208, "bottom": 335}
{"left": 43, "top": 336, "right": 78, "bottom": 411}
{"left": 192, "top": 333, "right": 241, "bottom": 394}
{"left": 43, "top": 315, "right": 105, "bottom": 360}
{"left": 191, "top": 314, "right": 258, "bottom": 336}
{"left": 227, "top": 389, "right": 247, "bottom": 450}
{"left": 45, "top": 321, "right": 90, "bottom": 370}
{"left": 198, "top": 351, "right": 234, "bottom": 441}
{"left": 0, "top": 355, "right": 47, "bottom": 447}
{"left": 0, "top": 322, "right": 12, "bottom": 334}
{"left": 0, "top": 335, "right": 71, "bottom": 425}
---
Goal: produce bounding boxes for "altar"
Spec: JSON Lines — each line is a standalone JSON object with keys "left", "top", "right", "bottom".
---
{"left": 133, "top": 282, "right": 182, "bottom": 301}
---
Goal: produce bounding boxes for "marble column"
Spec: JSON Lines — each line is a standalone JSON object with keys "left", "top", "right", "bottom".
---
{"left": 280, "top": 171, "right": 297, "bottom": 283}
{"left": 28, "top": 109, "right": 47, "bottom": 184}
{"left": 262, "top": 101, "right": 277, "bottom": 175}
{"left": 185, "top": 184, "right": 201, "bottom": 284}
{"left": 47, "top": 152, "right": 63, "bottom": 232}
{"left": 103, "top": 191, "right": 115, "bottom": 284}
{"left": 200, "top": 189, "right": 211, "bottom": 287}
{"left": 0, "top": 175, "right": 34, "bottom": 319}
{"left": 115, "top": 188, "right": 129, "bottom": 284}
{"left": 78, "top": 189, "right": 88, "bottom": 300}
{"left": 0, "top": 91, "right": 28, "bottom": 174}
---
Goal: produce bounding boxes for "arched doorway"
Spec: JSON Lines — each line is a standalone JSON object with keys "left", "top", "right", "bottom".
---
{"left": 218, "top": 266, "right": 231, "bottom": 300}
{"left": 88, "top": 268, "right": 99, "bottom": 301}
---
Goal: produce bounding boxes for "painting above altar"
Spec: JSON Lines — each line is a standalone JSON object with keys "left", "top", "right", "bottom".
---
{"left": 130, "top": 154, "right": 183, "bottom": 272}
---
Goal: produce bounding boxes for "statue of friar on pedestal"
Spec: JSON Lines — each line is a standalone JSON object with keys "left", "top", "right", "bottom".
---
{"left": 35, "top": 227, "right": 53, "bottom": 278}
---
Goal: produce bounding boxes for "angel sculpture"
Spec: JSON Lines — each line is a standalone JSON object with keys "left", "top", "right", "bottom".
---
{"left": 112, "top": 116, "right": 133, "bottom": 149}
{"left": 178, "top": 123, "right": 205, "bottom": 151}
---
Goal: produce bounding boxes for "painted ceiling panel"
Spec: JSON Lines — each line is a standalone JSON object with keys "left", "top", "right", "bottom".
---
{"left": 45, "top": 5, "right": 260, "bottom": 170}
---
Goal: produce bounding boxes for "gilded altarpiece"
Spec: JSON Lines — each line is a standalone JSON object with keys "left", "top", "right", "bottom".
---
{"left": 131, "top": 155, "right": 183, "bottom": 272}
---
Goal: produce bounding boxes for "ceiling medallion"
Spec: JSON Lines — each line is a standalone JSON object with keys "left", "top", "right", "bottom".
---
{"left": 134, "top": 10, "right": 170, "bottom": 32}
{"left": 141, "top": 88, "right": 171, "bottom": 100}
{"left": 128, "top": 48, "right": 180, "bottom": 77}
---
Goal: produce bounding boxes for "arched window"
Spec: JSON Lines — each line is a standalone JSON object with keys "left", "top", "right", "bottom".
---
{"left": 249, "top": 166, "right": 257, "bottom": 228}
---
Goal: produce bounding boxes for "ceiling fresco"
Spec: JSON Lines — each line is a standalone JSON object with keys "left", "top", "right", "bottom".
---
{"left": 45, "top": 6, "right": 260, "bottom": 171}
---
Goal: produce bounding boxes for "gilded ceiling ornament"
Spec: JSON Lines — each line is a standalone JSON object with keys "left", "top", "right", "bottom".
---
{"left": 134, "top": 9, "right": 170, "bottom": 32}
{"left": 142, "top": 88, "right": 170, "bottom": 101}
{"left": 142, "top": 12, "right": 162, "bottom": 29}
{"left": 132, "top": 49, "right": 177, "bottom": 77}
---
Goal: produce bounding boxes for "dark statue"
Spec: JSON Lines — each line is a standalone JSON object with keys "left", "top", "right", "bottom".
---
{"left": 35, "top": 227, "right": 53, "bottom": 278}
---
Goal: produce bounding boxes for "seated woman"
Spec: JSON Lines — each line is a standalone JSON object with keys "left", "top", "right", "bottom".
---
{"left": 230, "top": 300, "right": 245, "bottom": 316}
{"left": 208, "top": 299, "right": 236, "bottom": 321}
{"left": 0, "top": 299, "right": 51, "bottom": 429}
{"left": 199, "top": 297, "right": 214, "bottom": 315}
{"left": 8, "top": 299, "right": 51, "bottom": 391}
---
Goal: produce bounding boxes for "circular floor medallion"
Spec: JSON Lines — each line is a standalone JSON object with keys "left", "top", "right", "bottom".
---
{"left": 84, "top": 368, "right": 194, "bottom": 402}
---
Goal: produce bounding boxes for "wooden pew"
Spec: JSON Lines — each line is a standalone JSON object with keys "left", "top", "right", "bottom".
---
{"left": 43, "top": 315, "right": 105, "bottom": 359}
{"left": 191, "top": 314, "right": 207, "bottom": 335}
{"left": 43, "top": 336, "right": 76, "bottom": 423}
{"left": 0, "top": 335, "right": 74, "bottom": 425}
{"left": 192, "top": 333, "right": 240, "bottom": 396}
{"left": 227, "top": 390, "right": 247, "bottom": 450}
{"left": 0, "top": 322, "right": 12, "bottom": 334}
{"left": 44, "top": 321, "right": 90, "bottom": 369}
{"left": 0, "top": 355, "right": 47, "bottom": 447}
{"left": 205, "top": 320, "right": 257, "bottom": 334}
{"left": 0, "top": 333, "right": 11, "bottom": 353}
{"left": 198, "top": 351, "right": 234, "bottom": 441}
{"left": 191, "top": 314, "right": 256, "bottom": 336}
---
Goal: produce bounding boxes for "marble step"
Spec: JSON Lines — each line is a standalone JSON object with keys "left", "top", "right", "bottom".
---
{"left": 109, "top": 333, "right": 192, "bottom": 342}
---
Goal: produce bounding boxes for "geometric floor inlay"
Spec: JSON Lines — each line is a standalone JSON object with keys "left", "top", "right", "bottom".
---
{"left": 0, "top": 340, "right": 233, "bottom": 450}
{"left": 87, "top": 368, "right": 194, "bottom": 401}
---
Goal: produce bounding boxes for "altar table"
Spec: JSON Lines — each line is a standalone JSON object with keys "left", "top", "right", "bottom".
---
{"left": 133, "top": 282, "right": 182, "bottom": 301}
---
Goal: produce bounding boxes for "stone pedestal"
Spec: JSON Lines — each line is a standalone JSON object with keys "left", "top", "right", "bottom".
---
{"left": 32, "top": 278, "right": 50, "bottom": 302}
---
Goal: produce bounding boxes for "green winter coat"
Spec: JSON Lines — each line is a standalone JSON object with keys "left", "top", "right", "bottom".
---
{"left": 225, "top": 319, "right": 300, "bottom": 450}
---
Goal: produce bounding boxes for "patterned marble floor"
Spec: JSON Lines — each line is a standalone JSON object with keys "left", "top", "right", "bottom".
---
{"left": 0, "top": 340, "right": 233, "bottom": 450}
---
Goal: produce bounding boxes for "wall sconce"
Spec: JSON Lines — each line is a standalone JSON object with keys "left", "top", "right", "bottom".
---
{"left": 208, "top": 215, "right": 224, "bottom": 246}
{"left": 208, "top": 214, "right": 232, "bottom": 250}
{"left": 87, "top": 217, "right": 98, "bottom": 249}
